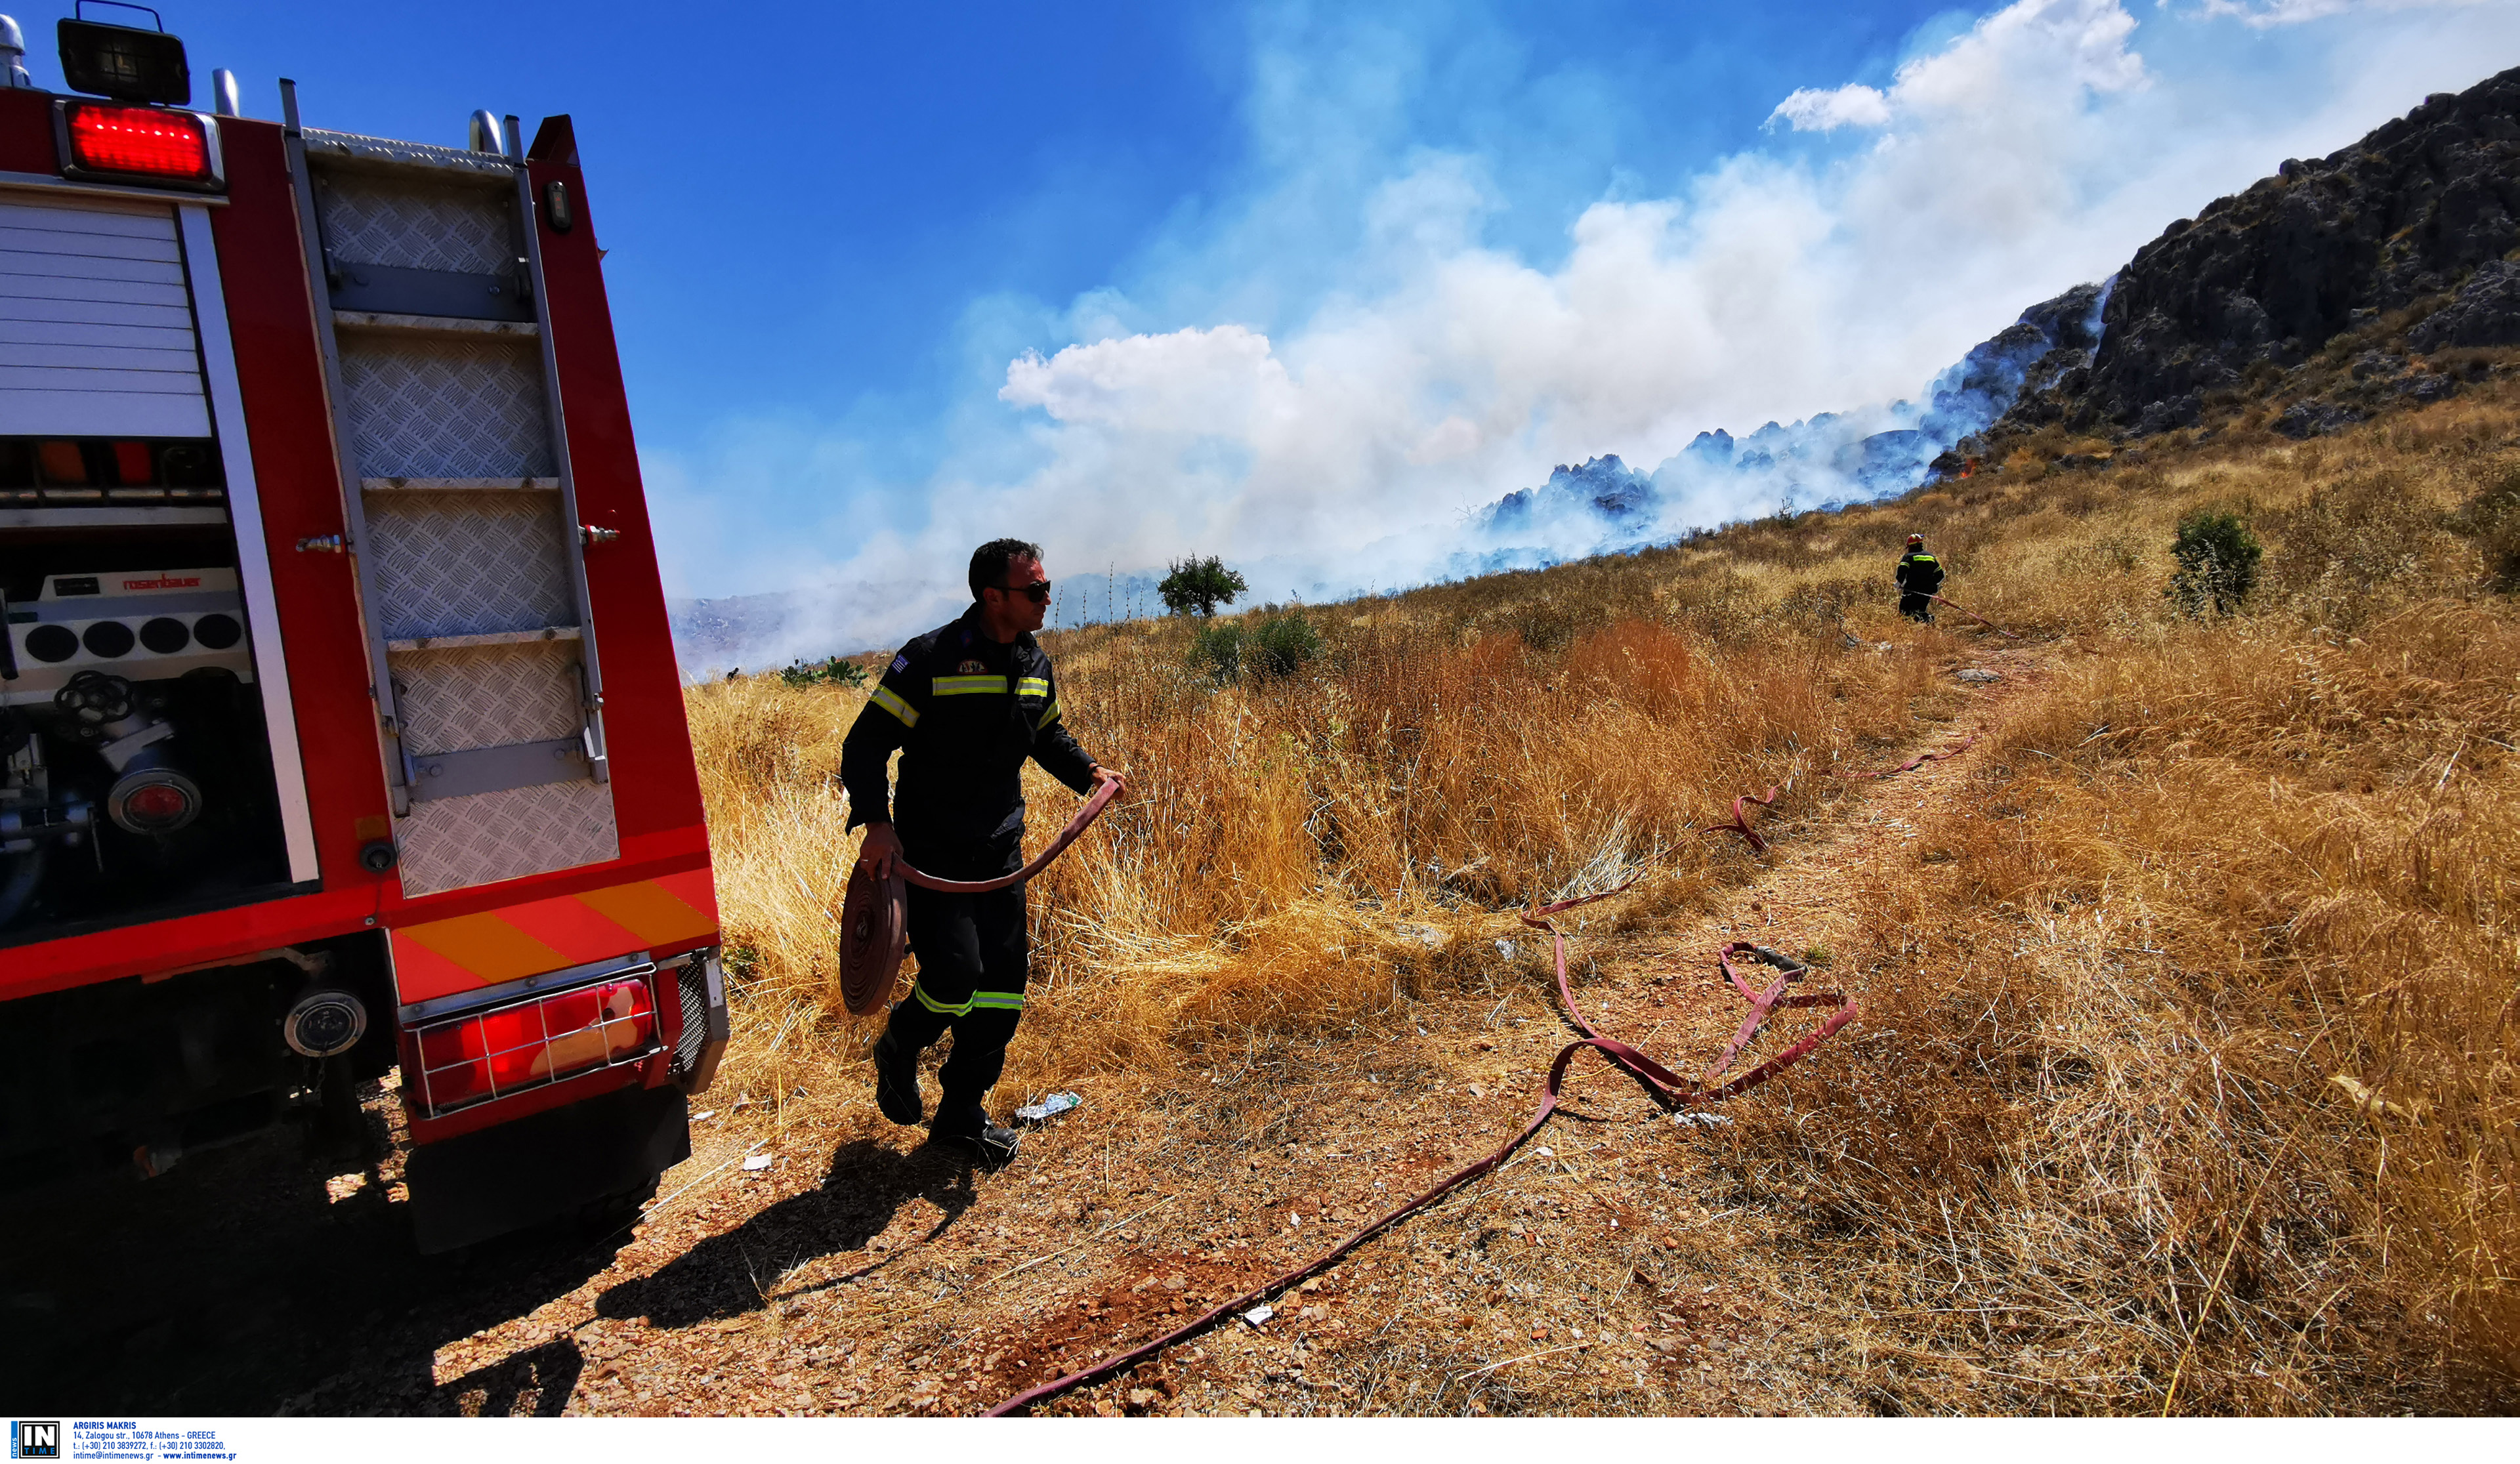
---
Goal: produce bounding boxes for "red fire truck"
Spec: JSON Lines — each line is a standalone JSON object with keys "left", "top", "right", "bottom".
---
{"left": 1, "top": 9, "right": 726, "bottom": 1251}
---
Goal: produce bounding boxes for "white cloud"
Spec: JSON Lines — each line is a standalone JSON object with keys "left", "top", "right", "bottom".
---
{"left": 2189, "top": 1, "right": 2373, "bottom": 30}
{"left": 1774, "top": 0, "right": 2143, "bottom": 133}
{"left": 662, "top": 0, "right": 2520, "bottom": 657}
{"left": 1772, "top": 84, "right": 1893, "bottom": 133}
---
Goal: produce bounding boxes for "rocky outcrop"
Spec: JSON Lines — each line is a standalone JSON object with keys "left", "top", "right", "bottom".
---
{"left": 1483, "top": 455, "right": 1656, "bottom": 534}
{"left": 2410, "top": 257, "right": 2520, "bottom": 350}
{"left": 1994, "top": 66, "right": 2520, "bottom": 438}
{"left": 1923, "top": 282, "right": 2107, "bottom": 471}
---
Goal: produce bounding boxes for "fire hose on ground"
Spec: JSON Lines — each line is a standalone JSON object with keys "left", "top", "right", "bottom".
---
{"left": 824, "top": 732, "right": 1964, "bottom": 1413}
{"left": 985, "top": 879, "right": 1859, "bottom": 1416}
{"left": 1696, "top": 730, "right": 1981, "bottom": 853}
{"left": 1927, "top": 593, "right": 2021, "bottom": 640}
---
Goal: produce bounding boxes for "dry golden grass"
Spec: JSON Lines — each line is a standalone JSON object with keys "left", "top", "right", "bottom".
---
{"left": 681, "top": 379, "right": 2520, "bottom": 1413}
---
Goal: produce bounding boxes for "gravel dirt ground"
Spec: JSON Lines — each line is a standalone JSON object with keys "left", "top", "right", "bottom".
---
{"left": 5, "top": 644, "right": 2046, "bottom": 1417}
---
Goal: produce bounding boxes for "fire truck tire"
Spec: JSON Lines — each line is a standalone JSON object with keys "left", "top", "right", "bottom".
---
{"left": 405, "top": 1085, "right": 690, "bottom": 1254}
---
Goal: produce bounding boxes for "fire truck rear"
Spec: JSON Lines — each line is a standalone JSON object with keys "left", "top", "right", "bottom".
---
{"left": 1, "top": 10, "right": 726, "bottom": 1251}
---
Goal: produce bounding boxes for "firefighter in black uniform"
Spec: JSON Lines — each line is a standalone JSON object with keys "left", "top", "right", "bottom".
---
{"left": 1895, "top": 533, "right": 1943, "bottom": 622}
{"left": 839, "top": 538, "right": 1121, "bottom": 1165}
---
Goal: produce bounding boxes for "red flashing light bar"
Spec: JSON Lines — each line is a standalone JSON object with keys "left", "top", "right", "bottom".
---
{"left": 60, "top": 102, "right": 217, "bottom": 186}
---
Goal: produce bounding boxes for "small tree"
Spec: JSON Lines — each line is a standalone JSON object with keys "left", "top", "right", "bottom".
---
{"left": 1158, "top": 555, "right": 1248, "bottom": 617}
{"left": 2167, "top": 510, "right": 2264, "bottom": 616}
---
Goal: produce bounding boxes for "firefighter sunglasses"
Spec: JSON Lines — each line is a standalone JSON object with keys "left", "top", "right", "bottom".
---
{"left": 996, "top": 580, "right": 1053, "bottom": 604}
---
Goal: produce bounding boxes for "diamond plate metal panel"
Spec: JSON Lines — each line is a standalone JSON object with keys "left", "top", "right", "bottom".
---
{"left": 363, "top": 490, "right": 573, "bottom": 639}
{"left": 392, "top": 640, "right": 583, "bottom": 755}
{"left": 673, "top": 962, "right": 705, "bottom": 1076}
{"left": 340, "top": 336, "right": 552, "bottom": 479}
{"left": 303, "top": 128, "right": 520, "bottom": 180}
{"left": 317, "top": 172, "right": 516, "bottom": 274}
{"left": 396, "top": 779, "right": 619, "bottom": 898}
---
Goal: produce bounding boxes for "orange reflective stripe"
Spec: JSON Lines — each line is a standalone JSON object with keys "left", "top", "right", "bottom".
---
{"left": 398, "top": 914, "right": 568, "bottom": 990}
{"left": 576, "top": 880, "right": 717, "bottom": 946}
{"left": 388, "top": 873, "right": 723, "bottom": 1005}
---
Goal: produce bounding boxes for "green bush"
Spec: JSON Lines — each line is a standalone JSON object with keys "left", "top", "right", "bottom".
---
{"left": 778, "top": 656, "right": 870, "bottom": 689}
{"left": 2167, "top": 510, "right": 2263, "bottom": 616}
{"left": 1246, "top": 614, "right": 1323, "bottom": 679}
{"left": 1186, "top": 614, "right": 1321, "bottom": 682}
{"left": 1187, "top": 620, "right": 1244, "bottom": 680}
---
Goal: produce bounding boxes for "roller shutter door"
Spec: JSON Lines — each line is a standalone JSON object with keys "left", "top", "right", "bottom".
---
{"left": 0, "top": 193, "right": 209, "bottom": 437}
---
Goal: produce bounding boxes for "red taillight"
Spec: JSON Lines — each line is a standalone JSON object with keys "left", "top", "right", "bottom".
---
{"left": 413, "top": 977, "right": 659, "bottom": 1114}
{"left": 65, "top": 102, "right": 212, "bottom": 182}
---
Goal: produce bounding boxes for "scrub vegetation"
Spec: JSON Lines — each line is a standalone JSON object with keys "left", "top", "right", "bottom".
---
{"left": 665, "top": 378, "right": 2520, "bottom": 1417}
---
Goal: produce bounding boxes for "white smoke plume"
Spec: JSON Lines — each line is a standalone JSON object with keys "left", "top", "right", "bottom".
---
{"left": 652, "top": 0, "right": 2520, "bottom": 669}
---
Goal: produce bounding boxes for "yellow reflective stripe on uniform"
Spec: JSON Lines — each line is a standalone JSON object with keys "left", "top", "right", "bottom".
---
{"left": 913, "top": 984, "right": 974, "bottom": 1016}
{"left": 933, "top": 675, "right": 1009, "bottom": 696}
{"left": 1910, "top": 554, "right": 1938, "bottom": 566}
{"left": 871, "top": 684, "right": 919, "bottom": 726}
{"left": 1016, "top": 677, "right": 1051, "bottom": 697}
{"left": 970, "top": 990, "right": 1026, "bottom": 1011}
{"left": 1036, "top": 699, "right": 1062, "bottom": 730}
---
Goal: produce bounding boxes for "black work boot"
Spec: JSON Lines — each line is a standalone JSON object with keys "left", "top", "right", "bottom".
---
{"left": 870, "top": 1031, "right": 924, "bottom": 1126}
{"left": 929, "top": 1100, "right": 1019, "bottom": 1169}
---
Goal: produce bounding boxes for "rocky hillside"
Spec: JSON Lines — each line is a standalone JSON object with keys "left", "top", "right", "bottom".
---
{"left": 1984, "top": 64, "right": 2520, "bottom": 446}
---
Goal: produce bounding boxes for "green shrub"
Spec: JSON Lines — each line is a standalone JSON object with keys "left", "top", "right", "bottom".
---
{"left": 1186, "top": 614, "right": 1321, "bottom": 682}
{"left": 1246, "top": 614, "right": 1323, "bottom": 679}
{"left": 2167, "top": 510, "right": 2263, "bottom": 616}
{"left": 778, "top": 656, "right": 869, "bottom": 689}
{"left": 1187, "top": 620, "right": 1245, "bottom": 680}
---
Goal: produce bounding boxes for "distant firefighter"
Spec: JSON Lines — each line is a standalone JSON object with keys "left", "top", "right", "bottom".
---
{"left": 1895, "top": 533, "right": 1943, "bottom": 622}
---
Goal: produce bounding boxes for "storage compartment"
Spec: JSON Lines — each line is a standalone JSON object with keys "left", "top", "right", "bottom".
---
{"left": 1, "top": 435, "right": 296, "bottom": 944}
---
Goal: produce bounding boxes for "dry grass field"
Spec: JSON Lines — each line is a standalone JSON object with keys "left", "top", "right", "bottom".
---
{"left": 602, "top": 377, "right": 2520, "bottom": 1417}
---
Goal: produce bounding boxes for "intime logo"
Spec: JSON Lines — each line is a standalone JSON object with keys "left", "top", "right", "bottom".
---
{"left": 9, "top": 1422, "right": 60, "bottom": 1461}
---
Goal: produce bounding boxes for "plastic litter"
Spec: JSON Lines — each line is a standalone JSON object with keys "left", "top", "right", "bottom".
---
{"left": 742, "top": 1154, "right": 773, "bottom": 1171}
{"left": 1015, "top": 1091, "right": 1083, "bottom": 1124}
{"left": 1242, "top": 1304, "right": 1274, "bottom": 1326}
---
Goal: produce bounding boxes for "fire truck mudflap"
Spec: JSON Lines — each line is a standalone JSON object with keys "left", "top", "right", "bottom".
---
{"left": 1, "top": 12, "right": 726, "bottom": 1252}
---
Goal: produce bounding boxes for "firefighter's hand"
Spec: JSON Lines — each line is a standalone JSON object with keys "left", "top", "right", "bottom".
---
{"left": 1089, "top": 763, "right": 1127, "bottom": 796}
{"left": 859, "top": 821, "right": 903, "bottom": 881}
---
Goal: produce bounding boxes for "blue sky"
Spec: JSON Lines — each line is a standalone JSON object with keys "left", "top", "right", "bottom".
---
{"left": 28, "top": 1, "right": 2520, "bottom": 652}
